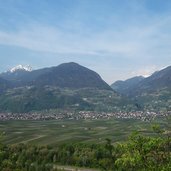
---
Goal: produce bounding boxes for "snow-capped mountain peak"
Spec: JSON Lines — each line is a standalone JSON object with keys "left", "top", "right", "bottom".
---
{"left": 10, "top": 65, "right": 32, "bottom": 73}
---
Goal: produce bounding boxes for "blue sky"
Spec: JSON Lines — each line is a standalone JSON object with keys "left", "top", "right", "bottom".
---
{"left": 0, "top": 0, "right": 171, "bottom": 84}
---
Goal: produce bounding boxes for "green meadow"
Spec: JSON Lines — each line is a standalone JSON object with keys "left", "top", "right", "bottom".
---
{"left": 0, "top": 118, "right": 161, "bottom": 145}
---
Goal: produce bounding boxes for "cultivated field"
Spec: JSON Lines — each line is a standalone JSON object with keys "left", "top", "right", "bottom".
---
{"left": 0, "top": 118, "right": 163, "bottom": 145}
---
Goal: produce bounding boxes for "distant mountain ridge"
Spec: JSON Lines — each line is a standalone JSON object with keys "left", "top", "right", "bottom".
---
{"left": 0, "top": 62, "right": 112, "bottom": 90}
{"left": 111, "top": 76, "right": 144, "bottom": 95}
{"left": 0, "top": 62, "right": 132, "bottom": 113}
{"left": 32, "top": 62, "right": 112, "bottom": 89}
{"left": 0, "top": 62, "right": 117, "bottom": 112}
{"left": 111, "top": 66, "right": 171, "bottom": 96}
{"left": 1, "top": 63, "right": 171, "bottom": 113}
{"left": 133, "top": 66, "right": 171, "bottom": 95}
{"left": 111, "top": 66, "right": 171, "bottom": 111}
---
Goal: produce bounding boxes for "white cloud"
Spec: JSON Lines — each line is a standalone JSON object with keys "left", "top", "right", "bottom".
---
{"left": 0, "top": 8, "right": 171, "bottom": 84}
{"left": 131, "top": 65, "right": 159, "bottom": 78}
{"left": 0, "top": 13, "right": 171, "bottom": 61}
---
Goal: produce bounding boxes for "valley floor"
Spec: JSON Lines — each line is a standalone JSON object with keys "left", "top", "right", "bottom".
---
{"left": 0, "top": 118, "right": 165, "bottom": 145}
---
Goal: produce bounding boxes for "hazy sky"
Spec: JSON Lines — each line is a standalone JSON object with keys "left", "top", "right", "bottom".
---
{"left": 0, "top": 0, "right": 171, "bottom": 84}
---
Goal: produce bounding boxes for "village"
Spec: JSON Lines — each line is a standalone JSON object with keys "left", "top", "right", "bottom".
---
{"left": 0, "top": 111, "right": 169, "bottom": 122}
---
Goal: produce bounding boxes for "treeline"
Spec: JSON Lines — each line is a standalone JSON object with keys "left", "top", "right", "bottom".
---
{"left": 0, "top": 126, "right": 170, "bottom": 171}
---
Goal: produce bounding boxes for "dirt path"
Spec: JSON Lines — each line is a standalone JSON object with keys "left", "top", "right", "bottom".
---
{"left": 20, "top": 135, "right": 45, "bottom": 143}
{"left": 54, "top": 165, "right": 100, "bottom": 171}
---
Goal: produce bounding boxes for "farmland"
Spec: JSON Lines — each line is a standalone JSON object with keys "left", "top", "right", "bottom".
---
{"left": 0, "top": 118, "right": 162, "bottom": 145}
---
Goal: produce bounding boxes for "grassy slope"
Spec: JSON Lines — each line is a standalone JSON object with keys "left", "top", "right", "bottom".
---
{"left": 0, "top": 86, "right": 135, "bottom": 113}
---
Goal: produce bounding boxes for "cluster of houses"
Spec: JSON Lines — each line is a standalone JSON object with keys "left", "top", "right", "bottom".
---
{"left": 0, "top": 110, "right": 170, "bottom": 121}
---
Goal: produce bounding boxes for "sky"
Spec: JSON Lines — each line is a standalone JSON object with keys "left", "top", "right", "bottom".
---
{"left": 0, "top": 0, "right": 171, "bottom": 84}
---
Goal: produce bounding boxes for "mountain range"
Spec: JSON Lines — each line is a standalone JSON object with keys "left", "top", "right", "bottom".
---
{"left": 0, "top": 63, "right": 171, "bottom": 113}
{"left": 111, "top": 66, "right": 171, "bottom": 96}
{"left": 0, "top": 62, "right": 111, "bottom": 90}
{"left": 0, "top": 62, "right": 126, "bottom": 113}
{"left": 111, "top": 76, "right": 144, "bottom": 95}
{"left": 111, "top": 66, "right": 171, "bottom": 111}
